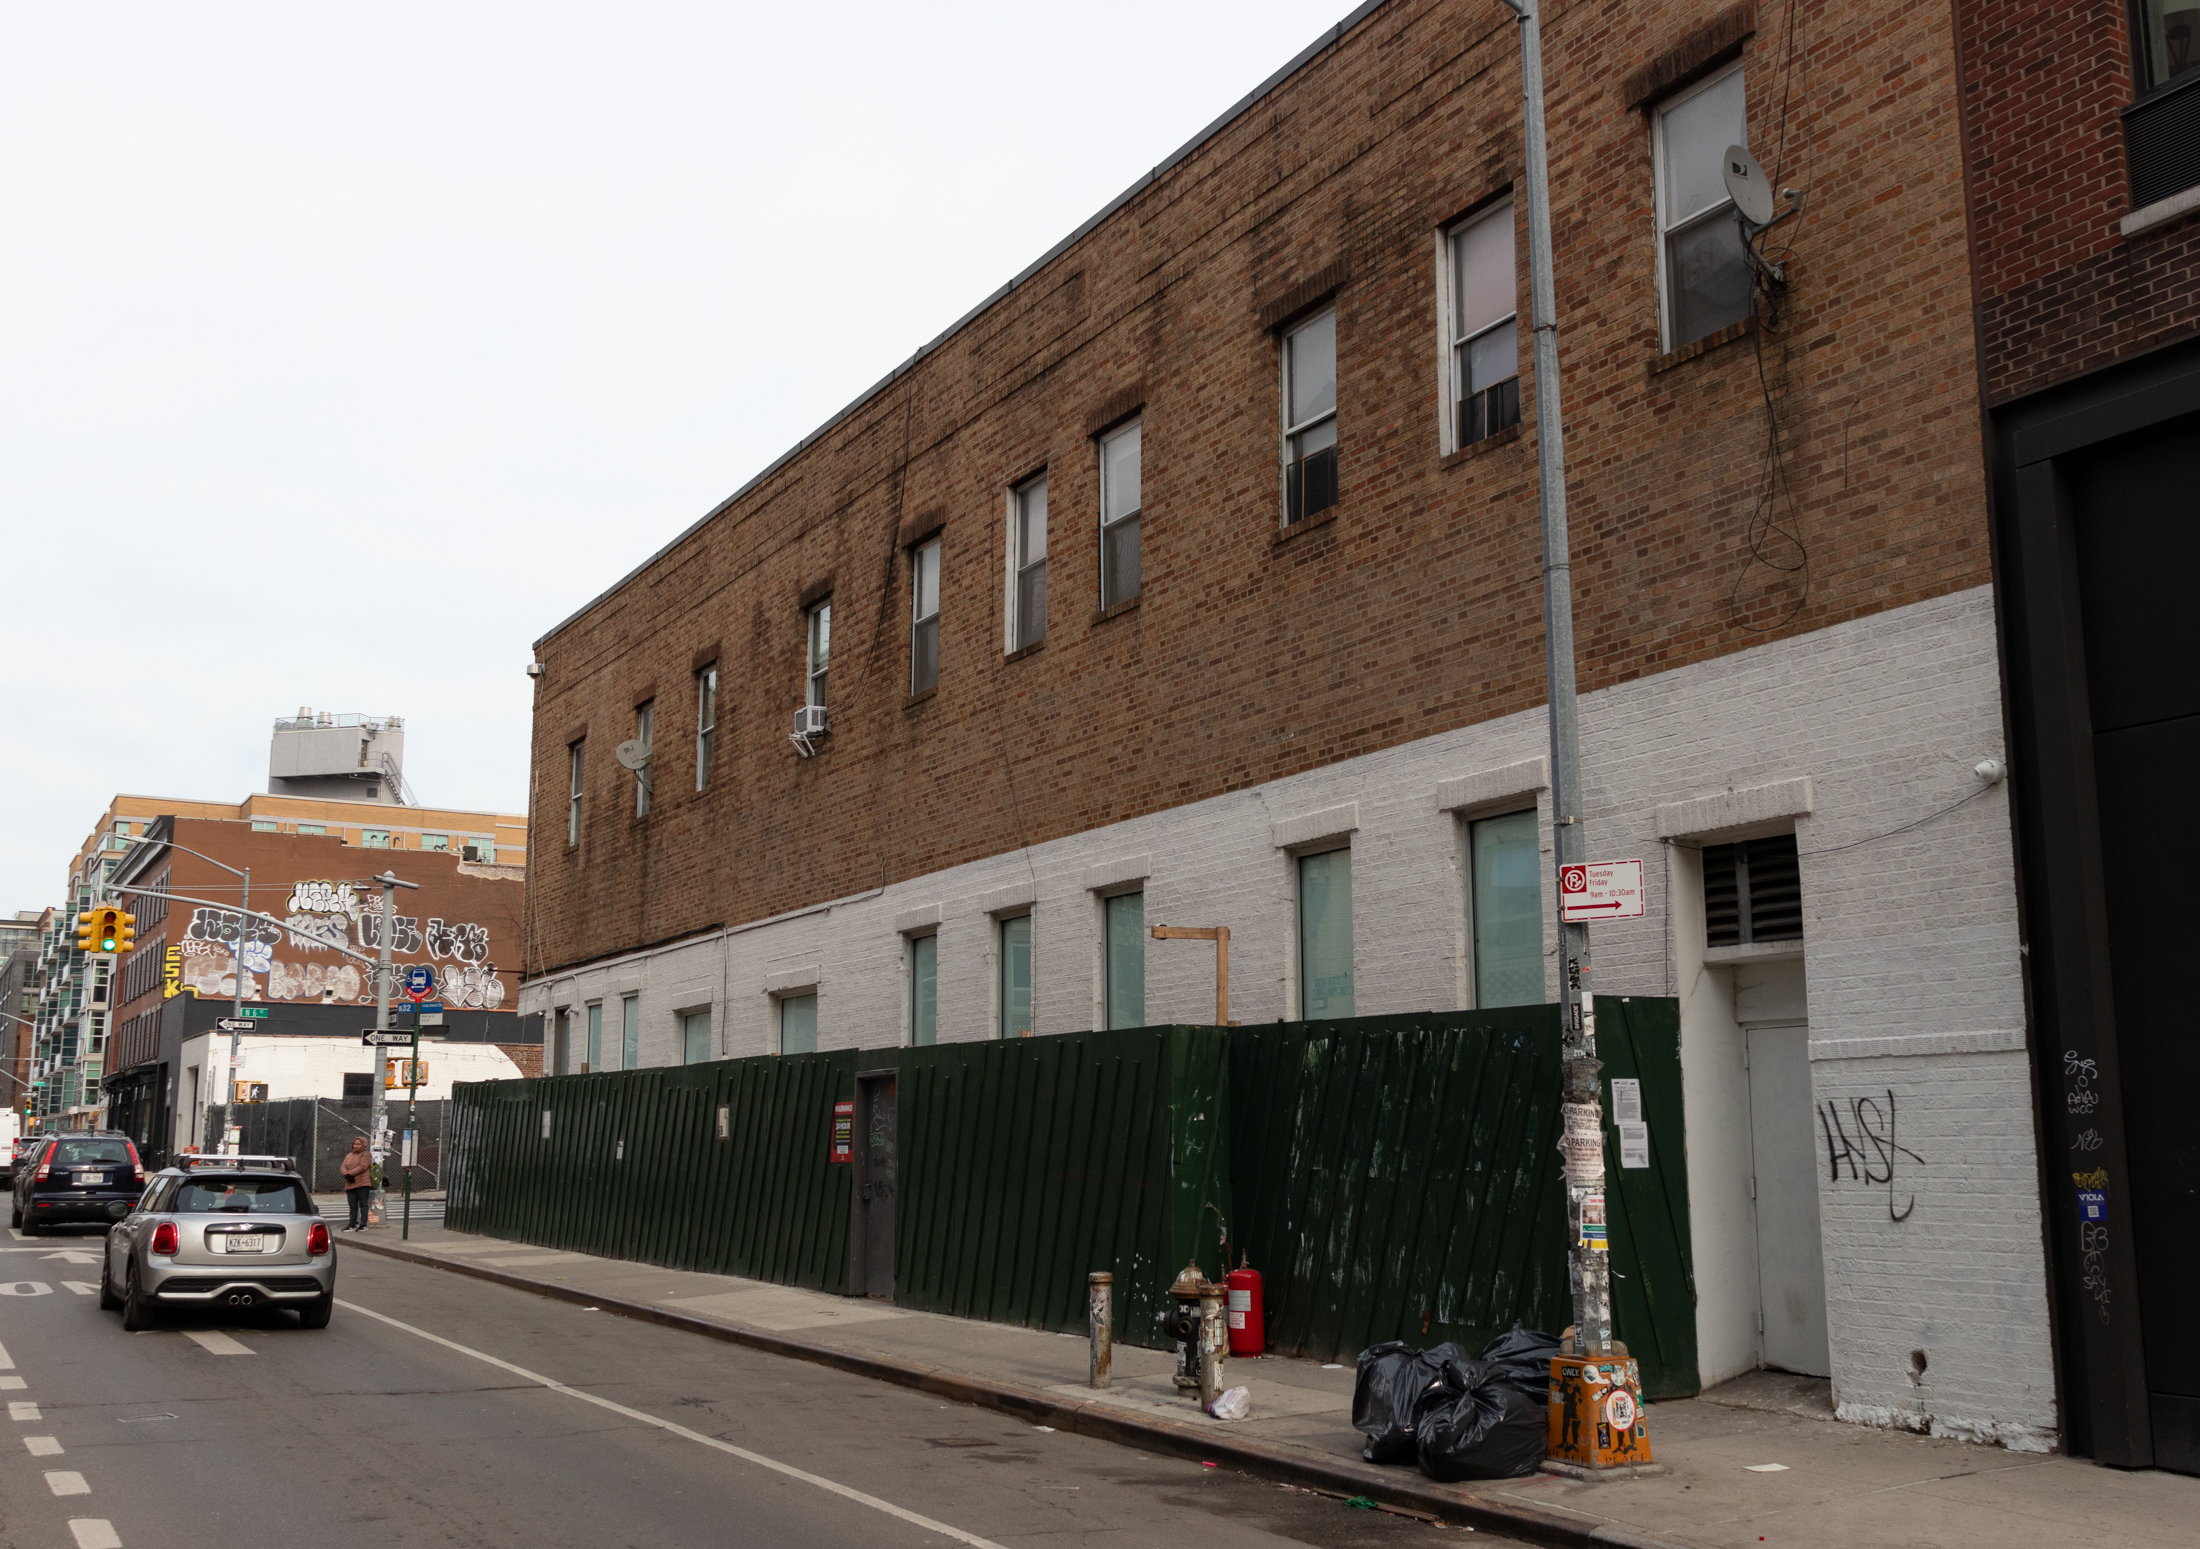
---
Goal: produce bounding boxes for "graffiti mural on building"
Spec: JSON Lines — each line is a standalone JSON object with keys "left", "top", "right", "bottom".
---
{"left": 185, "top": 908, "right": 281, "bottom": 949}
{"left": 177, "top": 936, "right": 259, "bottom": 999}
{"left": 435, "top": 962, "right": 507, "bottom": 1010}
{"left": 426, "top": 918, "right": 490, "bottom": 964}
{"left": 288, "top": 880, "right": 361, "bottom": 917}
{"left": 358, "top": 913, "right": 422, "bottom": 954}
{"left": 266, "top": 959, "right": 367, "bottom": 1003}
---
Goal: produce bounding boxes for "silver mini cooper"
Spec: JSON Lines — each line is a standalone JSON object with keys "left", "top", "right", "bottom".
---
{"left": 102, "top": 1155, "right": 336, "bottom": 1330}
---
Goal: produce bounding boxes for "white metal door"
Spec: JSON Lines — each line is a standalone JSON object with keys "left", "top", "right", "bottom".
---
{"left": 1747, "top": 1024, "right": 1831, "bottom": 1376}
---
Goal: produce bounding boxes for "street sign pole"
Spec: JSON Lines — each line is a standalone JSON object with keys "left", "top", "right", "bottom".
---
{"left": 403, "top": 1000, "right": 422, "bottom": 1240}
{"left": 365, "top": 870, "right": 419, "bottom": 1228}
{"left": 1499, "top": 0, "right": 1612, "bottom": 1358}
{"left": 211, "top": 865, "right": 251, "bottom": 1154}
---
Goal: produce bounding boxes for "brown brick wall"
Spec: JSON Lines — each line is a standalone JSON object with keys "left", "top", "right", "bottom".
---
{"left": 527, "top": 0, "right": 1989, "bottom": 978}
{"left": 1957, "top": 0, "right": 2200, "bottom": 400}
{"left": 106, "top": 820, "right": 525, "bottom": 1074}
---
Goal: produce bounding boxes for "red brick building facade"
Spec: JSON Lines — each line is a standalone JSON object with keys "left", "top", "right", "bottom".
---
{"left": 522, "top": 0, "right": 2070, "bottom": 1454}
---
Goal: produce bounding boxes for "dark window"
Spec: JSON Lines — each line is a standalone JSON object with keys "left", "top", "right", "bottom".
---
{"left": 1702, "top": 833, "right": 1803, "bottom": 948}
{"left": 174, "top": 1177, "right": 310, "bottom": 1214}
{"left": 342, "top": 1072, "right": 373, "bottom": 1102}
{"left": 49, "top": 1138, "right": 130, "bottom": 1166}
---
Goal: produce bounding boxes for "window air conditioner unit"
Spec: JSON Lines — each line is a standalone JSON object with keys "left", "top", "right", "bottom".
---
{"left": 790, "top": 703, "right": 829, "bottom": 757}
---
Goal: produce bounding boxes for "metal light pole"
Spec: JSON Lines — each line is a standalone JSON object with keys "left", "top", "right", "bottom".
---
{"left": 1499, "top": 0, "right": 1611, "bottom": 1357}
{"left": 107, "top": 834, "right": 251, "bottom": 1153}
{"left": 367, "top": 870, "right": 417, "bottom": 1227}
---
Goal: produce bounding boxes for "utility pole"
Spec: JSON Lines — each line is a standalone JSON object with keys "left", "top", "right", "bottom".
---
{"left": 367, "top": 869, "right": 417, "bottom": 1227}
{"left": 215, "top": 866, "right": 252, "bottom": 1153}
{"left": 1499, "top": 0, "right": 1611, "bottom": 1358}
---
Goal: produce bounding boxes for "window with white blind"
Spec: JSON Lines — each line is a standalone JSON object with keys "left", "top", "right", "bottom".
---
{"left": 1009, "top": 475, "right": 1047, "bottom": 651}
{"left": 1444, "top": 200, "right": 1520, "bottom": 450}
{"left": 911, "top": 538, "right": 941, "bottom": 694}
{"left": 1654, "top": 62, "right": 1753, "bottom": 352}
{"left": 695, "top": 666, "right": 717, "bottom": 791}
{"left": 1099, "top": 419, "right": 1140, "bottom": 609}
{"left": 1281, "top": 310, "right": 1338, "bottom": 525}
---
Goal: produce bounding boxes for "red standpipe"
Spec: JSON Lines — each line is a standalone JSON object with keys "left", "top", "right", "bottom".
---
{"left": 1225, "top": 1264, "right": 1264, "bottom": 1356}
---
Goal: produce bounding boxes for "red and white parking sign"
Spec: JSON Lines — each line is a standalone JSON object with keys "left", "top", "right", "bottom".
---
{"left": 1559, "top": 860, "right": 1646, "bottom": 922}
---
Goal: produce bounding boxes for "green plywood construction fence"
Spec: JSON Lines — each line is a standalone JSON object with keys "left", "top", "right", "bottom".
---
{"left": 443, "top": 997, "right": 1694, "bottom": 1393}
{"left": 891, "top": 1026, "right": 1228, "bottom": 1349}
{"left": 445, "top": 1049, "right": 860, "bottom": 1290}
{"left": 1224, "top": 997, "right": 1696, "bottom": 1398}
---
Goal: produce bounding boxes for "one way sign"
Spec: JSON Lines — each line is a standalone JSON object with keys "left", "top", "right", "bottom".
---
{"left": 1559, "top": 860, "right": 1647, "bottom": 922}
{"left": 216, "top": 1017, "right": 258, "bottom": 1033}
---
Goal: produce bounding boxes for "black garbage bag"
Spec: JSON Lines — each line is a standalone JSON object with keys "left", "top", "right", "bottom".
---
{"left": 1477, "top": 1322, "right": 1561, "bottom": 1408}
{"left": 1351, "top": 1340, "right": 1472, "bottom": 1464}
{"left": 1414, "top": 1356, "right": 1549, "bottom": 1482}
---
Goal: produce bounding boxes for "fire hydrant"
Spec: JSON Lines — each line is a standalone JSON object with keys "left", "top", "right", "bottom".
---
{"left": 1160, "top": 1261, "right": 1230, "bottom": 1407}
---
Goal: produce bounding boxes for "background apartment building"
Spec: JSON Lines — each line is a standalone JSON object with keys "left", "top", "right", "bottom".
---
{"left": 1957, "top": 0, "right": 2200, "bottom": 1475}
{"left": 26, "top": 712, "right": 536, "bottom": 1148}
{"left": 521, "top": 0, "right": 2053, "bottom": 1454}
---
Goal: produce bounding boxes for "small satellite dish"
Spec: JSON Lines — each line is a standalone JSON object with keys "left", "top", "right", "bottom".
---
{"left": 614, "top": 739, "right": 651, "bottom": 771}
{"left": 1723, "top": 144, "right": 1775, "bottom": 227}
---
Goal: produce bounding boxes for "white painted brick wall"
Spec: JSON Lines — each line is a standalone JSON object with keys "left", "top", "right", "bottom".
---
{"left": 520, "top": 585, "right": 2055, "bottom": 1448}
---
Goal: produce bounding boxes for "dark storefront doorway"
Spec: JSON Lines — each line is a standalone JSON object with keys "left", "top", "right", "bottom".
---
{"left": 1998, "top": 339, "right": 2200, "bottom": 1472}
{"left": 2068, "top": 416, "right": 2200, "bottom": 1473}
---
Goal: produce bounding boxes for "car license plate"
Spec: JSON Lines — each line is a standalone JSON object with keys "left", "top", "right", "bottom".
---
{"left": 223, "top": 1236, "right": 266, "bottom": 1253}
{"left": 73, "top": 1171, "right": 104, "bottom": 1186}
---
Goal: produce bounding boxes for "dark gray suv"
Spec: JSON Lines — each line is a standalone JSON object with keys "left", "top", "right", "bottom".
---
{"left": 10, "top": 1131, "right": 145, "bottom": 1234}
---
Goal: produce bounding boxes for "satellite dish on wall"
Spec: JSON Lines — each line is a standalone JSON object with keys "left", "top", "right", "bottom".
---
{"left": 1723, "top": 144, "right": 1775, "bottom": 227}
{"left": 614, "top": 739, "right": 651, "bottom": 771}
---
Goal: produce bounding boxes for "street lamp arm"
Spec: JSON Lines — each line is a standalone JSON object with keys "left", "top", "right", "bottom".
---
{"left": 109, "top": 833, "right": 247, "bottom": 882}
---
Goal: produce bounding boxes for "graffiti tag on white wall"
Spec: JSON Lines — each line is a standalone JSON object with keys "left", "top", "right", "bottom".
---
{"left": 359, "top": 913, "right": 422, "bottom": 954}
{"left": 426, "top": 918, "right": 489, "bottom": 964}
{"left": 288, "top": 880, "right": 362, "bottom": 918}
{"left": 185, "top": 908, "right": 281, "bottom": 948}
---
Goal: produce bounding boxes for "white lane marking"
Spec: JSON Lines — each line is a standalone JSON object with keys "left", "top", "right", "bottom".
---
{"left": 63, "top": 1281, "right": 97, "bottom": 1297}
{"left": 0, "top": 1337, "right": 13, "bottom": 1365}
{"left": 181, "top": 1330, "right": 252, "bottom": 1356}
{"left": 10, "top": 1401, "right": 41, "bottom": 1421}
{"left": 46, "top": 1470, "right": 89, "bottom": 1496}
{"left": 26, "top": 1434, "right": 62, "bottom": 1455}
{"left": 0, "top": 1377, "right": 22, "bottom": 1391}
{"left": 70, "top": 1522, "right": 124, "bottom": 1549}
{"left": 0, "top": 1281, "right": 51, "bottom": 1296}
{"left": 337, "top": 1299, "right": 1012, "bottom": 1549}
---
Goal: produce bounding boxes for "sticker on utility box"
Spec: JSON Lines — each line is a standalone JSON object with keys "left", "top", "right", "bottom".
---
{"left": 1560, "top": 861, "right": 1646, "bottom": 922}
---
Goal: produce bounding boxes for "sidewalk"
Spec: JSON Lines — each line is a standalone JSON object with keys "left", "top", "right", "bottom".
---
{"left": 338, "top": 1224, "right": 2193, "bottom": 1549}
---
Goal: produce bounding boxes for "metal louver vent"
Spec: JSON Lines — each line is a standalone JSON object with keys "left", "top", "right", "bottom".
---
{"left": 1701, "top": 833, "right": 1802, "bottom": 948}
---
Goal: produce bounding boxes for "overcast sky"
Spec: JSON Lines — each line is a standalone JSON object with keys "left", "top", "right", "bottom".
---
{"left": 0, "top": 1, "right": 1354, "bottom": 909}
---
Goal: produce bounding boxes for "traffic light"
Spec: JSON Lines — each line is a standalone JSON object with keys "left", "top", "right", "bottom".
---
{"left": 117, "top": 911, "right": 136, "bottom": 953}
{"left": 78, "top": 906, "right": 124, "bottom": 955}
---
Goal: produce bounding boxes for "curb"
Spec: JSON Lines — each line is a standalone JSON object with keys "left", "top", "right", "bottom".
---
{"left": 340, "top": 1233, "right": 1691, "bottom": 1549}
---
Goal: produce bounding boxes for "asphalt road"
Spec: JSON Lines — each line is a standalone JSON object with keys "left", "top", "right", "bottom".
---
{"left": 0, "top": 1225, "right": 1488, "bottom": 1549}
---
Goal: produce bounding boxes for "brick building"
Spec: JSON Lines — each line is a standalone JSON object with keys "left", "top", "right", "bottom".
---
{"left": 520, "top": 1, "right": 2059, "bottom": 1449}
{"left": 1958, "top": 0, "right": 2200, "bottom": 1473}
{"left": 98, "top": 812, "right": 535, "bottom": 1162}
